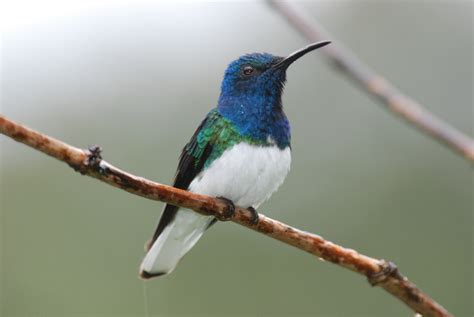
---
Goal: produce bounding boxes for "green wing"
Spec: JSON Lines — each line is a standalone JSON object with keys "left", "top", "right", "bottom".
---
{"left": 147, "top": 109, "right": 238, "bottom": 247}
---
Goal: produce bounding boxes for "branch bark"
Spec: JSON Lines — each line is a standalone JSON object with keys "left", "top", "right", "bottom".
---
{"left": 0, "top": 115, "right": 453, "bottom": 316}
{"left": 268, "top": 0, "right": 474, "bottom": 163}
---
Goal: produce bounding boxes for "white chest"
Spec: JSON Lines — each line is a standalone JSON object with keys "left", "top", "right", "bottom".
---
{"left": 188, "top": 143, "right": 291, "bottom": 208}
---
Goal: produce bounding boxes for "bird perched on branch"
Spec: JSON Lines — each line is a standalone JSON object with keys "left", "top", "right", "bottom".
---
{"left": 140, "top": 41, "right": 331, "bottom": 279}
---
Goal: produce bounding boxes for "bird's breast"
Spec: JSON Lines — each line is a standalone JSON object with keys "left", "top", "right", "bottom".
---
{"left": 188, "top": 142, "right": 291, "bottom": 208}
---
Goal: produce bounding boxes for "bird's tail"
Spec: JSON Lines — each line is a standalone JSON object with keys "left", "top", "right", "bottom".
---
{"left": 140, "top": 209, "right": 213, "bottom": 279}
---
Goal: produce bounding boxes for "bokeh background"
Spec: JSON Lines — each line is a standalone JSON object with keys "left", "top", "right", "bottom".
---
{"left": 1, "top": 1, "right": 472, "bottom": 316}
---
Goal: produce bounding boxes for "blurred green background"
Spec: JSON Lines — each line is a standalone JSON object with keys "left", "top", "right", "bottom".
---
{"left": 1, "top": 1, "right": 472, "bottom": 316}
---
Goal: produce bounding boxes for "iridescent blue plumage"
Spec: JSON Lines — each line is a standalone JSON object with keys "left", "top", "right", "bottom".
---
{"left": 217, "top": 53, "right": 291, "bottom": 149}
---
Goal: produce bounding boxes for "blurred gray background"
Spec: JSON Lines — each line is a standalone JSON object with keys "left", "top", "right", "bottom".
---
{"left": 1, "top": 1, "right": 472, "bottom": 316}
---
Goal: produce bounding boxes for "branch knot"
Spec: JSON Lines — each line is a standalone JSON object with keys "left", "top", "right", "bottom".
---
{"left": 367, "top": 260, "right": 399, "bottom": 286}
{"left": 78, "top": 145, "right": 106, "bottom": 175}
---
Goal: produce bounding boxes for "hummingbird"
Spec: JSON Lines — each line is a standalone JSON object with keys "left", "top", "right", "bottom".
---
{"left": 140, "top": 41, "right": 331, "bottom": 279}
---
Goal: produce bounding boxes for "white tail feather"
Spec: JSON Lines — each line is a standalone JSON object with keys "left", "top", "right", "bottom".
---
{"left": 140, "top": 210, "right": 213, "bottom": 278}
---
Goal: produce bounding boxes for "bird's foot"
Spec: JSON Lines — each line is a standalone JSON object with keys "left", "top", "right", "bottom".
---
{"left": 216, "top": 196, "right": 235, "bottom": 221}
{"left": 247, "top": 207, "right": 259, "bottom": 225}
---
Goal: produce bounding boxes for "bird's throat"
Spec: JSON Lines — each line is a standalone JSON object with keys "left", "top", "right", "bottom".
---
{"left": 218, "top": 95, "right": 290, "bottom": 148}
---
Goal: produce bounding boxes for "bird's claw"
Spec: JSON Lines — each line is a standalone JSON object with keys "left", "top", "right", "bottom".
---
{"left": 215, "top": 198, "right": 259, "bottom": 225}
{"left": 247, "top": 207, "right": 259, "bottom": 225}
{"left": 216, "top": 196, "right": 235, "bottom": 221}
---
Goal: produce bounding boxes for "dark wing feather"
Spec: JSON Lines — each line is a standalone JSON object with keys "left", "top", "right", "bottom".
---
{"left": 147, "top": 111, "right": 218, "bottom": 249}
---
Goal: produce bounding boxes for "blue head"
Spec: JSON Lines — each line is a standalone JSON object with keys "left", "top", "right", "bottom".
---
{"left": 217, "top": 41, "right": 330, "bottom": 148}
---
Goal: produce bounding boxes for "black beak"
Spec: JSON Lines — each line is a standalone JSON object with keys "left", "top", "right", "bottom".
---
{"left": 273, "top": 40, "right": 331, "bottom": 70}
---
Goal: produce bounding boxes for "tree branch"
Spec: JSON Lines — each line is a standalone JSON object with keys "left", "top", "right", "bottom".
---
{"left": 268, "top": 0, "right": 474, "bottom": 163}
{"left": 1, "top": 115, "right": 452, "bottom": 316}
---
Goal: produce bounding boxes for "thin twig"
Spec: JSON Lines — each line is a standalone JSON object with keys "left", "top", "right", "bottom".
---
{"left": 268, "top": 0, "right": 474, "bottom": 162}
{"left": 0, "top": 115, "right": 452, "bottom": 317}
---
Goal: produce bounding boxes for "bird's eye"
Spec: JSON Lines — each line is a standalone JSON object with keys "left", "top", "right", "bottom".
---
{"left": 242, "top": 66, "right": 254, "bottom": 76}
